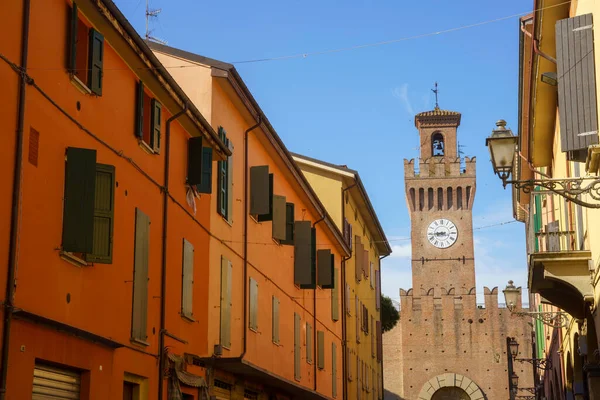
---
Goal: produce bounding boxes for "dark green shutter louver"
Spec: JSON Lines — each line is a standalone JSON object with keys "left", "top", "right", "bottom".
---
{"left": 88, "top": 29, "right": 104, "bottom": 95}
{"left": 332, "top": 266, "right": 339, "bottom": 321}
{"left": 257, "top": 174, "right": 274, "bottom": 222}
{"left": 187, "top": 137, "right": 203, "bottom": 187}
{"left": 197, "top": 147, "right": 213, "bottom": 194}
{"left": 86, "top": 164, "right": 115, "bottom": 263}
{"left": 272, "top": 195, "right": 286, "bottom": 240}
{"left": 150, "top": 99, "right": 161, "bottom": 153}
{"left": 280, "top": 203, "right": 295, "bottom": 245}
{"left": 132, "top": 208, "right": 150, "bottom": 342}
{"left": 556, "top": 14, "right": 599, "bottom": 160}
{"left": 62, "top": 147, "right": 97, "bottom": 254}
{"left": 317, "top": 249, "right": 333, "bottom": 288}
{"left": 306, "top": 322, "right": 312, "bottom": 363}
{"left": 135, "top": 82, "right": 144, "bottom": 139}
{"left": 317, "top": 330, "right": 325, "bottom": 369}
{"left": 68, "top": 3, "right": 78, "bottom": 73}
{"left": 250, "top": 166, "right": 270, "bottom": 215}
{"left": 294, "top": 221, "right": 314, "bottom": 288}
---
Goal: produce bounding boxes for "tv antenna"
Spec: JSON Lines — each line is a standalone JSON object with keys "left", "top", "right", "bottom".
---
{"left": 431, "top": 82, "right": 439, "bottom": 109}
{"left": 145, "top": 0, "right": 167, "bottom": 45}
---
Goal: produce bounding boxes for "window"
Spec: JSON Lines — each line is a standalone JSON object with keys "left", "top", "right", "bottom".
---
{"left": 294, "top": 313, "right": 301, "bottom": 381}
{"left": 369, "top": 263, "right": 375, "bottom": 289}
{"left": 317, "top": 249, "right": 334, "bottom": 288}
{"left": 447, "top": 187, "right": 453, "bottom": 210}
{"left": 294, "top": 222, "right": 316, "bottom": 288}
{"left": 186, "top": 137, "right": 213, "bottom": 194}
{"left": 132, "top": 208, "right": 150, "bottom": 344}
{"left": 220, "top": 256, "right": 232, "bottom": 348}
{"left": 181, "top": 239, "right": 194, "bottom": 320}
{"left": 332, "top": 342, "right": 337, "bottom": 398}
{"left": 249, "top": 277, "right": 258, "bottom": 331}
{"left": 343, "top": 218, "right": 353, "bottom": 250}
{"left": 306, "top": 322, "right": 313, "bottom": 364}
{"left": 217, "top": 127, "right": 233, "bottom": 221}
{"left": 62, "top": 148, "right": 115, "bottom": 264}
{"left": 317, "top": 330, "right": 325, "bottom": 369}
{"left": 432, "top": 132, "right": 444, "bottom": 156}
{"left": 280, "top": 203, "right": 295, "bottom": 245}
{"left": 272, "top": 296, "right": 280, "bottom": 344}
{"left": 135, "top": 82, "right": 162, "bottom": 153}
{"left": 457, "top": 187, "right": 463, "bottom": 209}
{"left": 68, "top": 3, "right": 103, "bottom": 95}
{"left": 123, "top": 381, "right": 137, "bottom": 400}
{"left": 437, "top": 187, "right": 443, "bottom": 210}
{"left": 332, "top": 267, "right": 339, "bottom": 321}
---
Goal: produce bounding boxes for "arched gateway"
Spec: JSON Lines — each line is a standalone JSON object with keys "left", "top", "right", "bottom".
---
{"left": 418, "top": 373, "right": 485, "bottom": 400}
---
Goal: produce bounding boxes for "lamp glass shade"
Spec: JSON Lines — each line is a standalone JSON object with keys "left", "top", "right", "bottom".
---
{"left": 486, "top": 122, "right": 517, "bottom": 180}
{"left": 509, "top": 338, "right": 519, "bottom": 358}
{"left": 511, "top": 372, "right": 519, "bottom": 388}
{"left": 503, "top": 281, "right": 520, "bottom": 310}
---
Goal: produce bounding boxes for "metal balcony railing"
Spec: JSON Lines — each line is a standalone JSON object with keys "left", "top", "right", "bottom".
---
{"left": 535, "top": 227, "right": 576, "bottom": 253}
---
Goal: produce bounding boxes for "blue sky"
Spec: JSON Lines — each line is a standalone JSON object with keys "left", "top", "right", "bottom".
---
{"left": 116, "top": 0, "right": 530, "bottom": 305}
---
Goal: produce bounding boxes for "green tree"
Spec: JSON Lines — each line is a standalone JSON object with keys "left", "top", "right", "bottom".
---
{"left": 381, "top": 295, "right": 400, "bottom": 333}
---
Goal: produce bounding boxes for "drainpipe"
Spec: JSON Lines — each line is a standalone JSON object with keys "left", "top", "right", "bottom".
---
{"left": 158, "top": 104, "right": 188, "bottom": 400}
{"left": 0, "top": 1, "right": 30, "bottom": 398}
{"left": 240, "top": 115, "right": 262, "bottom": 360}
{"left": 378, "top": 254, "right": 390, "bottom": 398}
{"left": 521, "top": 19, "right": 557, "bottom": 64}
{"left": 312, "top": 217, "right": 325, "bottom": 392}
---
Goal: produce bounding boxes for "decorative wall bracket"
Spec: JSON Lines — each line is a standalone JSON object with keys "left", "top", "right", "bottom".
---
{"left": 514, "top": 357, "right": 552, "bottom": 371}
{"left": 506, "top": 177, "right": 600, "bottom": 208}
{"left": 510, "top": 309, "right": 570, "bottom": 328}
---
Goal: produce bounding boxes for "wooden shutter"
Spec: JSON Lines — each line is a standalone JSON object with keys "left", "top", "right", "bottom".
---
{"left": 33, "top": 363, "right": 81, "bottom": 400}
{"left": 226, "top": 140, "right": 234, "bottom": 224}
{"left": 345, "top": 283, "right": 350, "bottom": 315}
{"left": 370, "top": 263, "right": 374, "bottom": 288}
{"left": 272, "top": 296, "right": 280, "bottom": 343}
{"left": 546, "top": 221, "right": 561, "bottom": 252}
{"left": 317, "top": 330, "right": 325, "bottom": 369}
{"left": 68, "top": 3, "right": 78, "bottom": 73}
{"left": 132, "top": 208, "right": 150, "bottom": 342}
{"left": 294, "top": 221, "right": 314, "bottom": 288}
{"left": 355, "top": 236, "right": 362, "bottom": 281}
{"left": 150, "top": 99, "right": 162, "bottom": 153}
{"left": 347, "top": 348, "right": 353, "bottom": 381}
{"left": 356, "top": 296, "right": 360, "bottom": 342}
{"left": 306, "top": 323, "right": 312, "bottom": 363}
{"left": 363, "top": 249, "right": 369, "bottom": 278}
{"left": 250, "top": 166, "right": 270, "bottom": 215}
{"left": 332, "top": 267, "right": 339, "bottom": 321}
{"left": 249, "top": 277, "right": 258, "bottom": 331}
{"left": 135, "top": 82, "right": 144, "bottom": 139}
{"left": 375, "top": 270, "right": 381, "bottom": 311}
{"left": 62, "top": 147, "right": 96, "bottom": 254}
{"left": 371, "top": 315, "right": 375, "bottom": 357}
{"left": 317, "top": 249, "right": 333, "bottom": 288}
{"left": 376, "top": 321, "right": 382, "bottom": 362}
{"left": 332, "top": 342, "right": 337, "bottom": 398}
{"left": 182, "top": 239, "right": 194, "bottom": 319}
{"left": 86, "top": 164, "right": 115, "bottom": 263}
{"left": 257, "top": 174, "right": 274, "bottom": 222}
{"left": 187, "top": 137, "right": 203, "bottom": 187}
{"left": 294, "top": 313, "right": 301, "bottom": 381}
{"left": 272, "top": 195, "right": 287, "bottom": 240}
{"left": 220, "top": 256, "right": 232, "bottom": 348}
{"left": 556, "top": 14, "right": 599, "bottom": 156}
{"left": 88, "top": 29, "right": 104, "bottom": 95}
{"left": 281, "top": 203, "right": 295, "bottom": 245}
{"left": 197, "top": 147, "right": 213, "bottom": 194}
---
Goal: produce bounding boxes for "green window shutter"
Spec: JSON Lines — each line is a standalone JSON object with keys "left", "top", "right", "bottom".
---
{"left": 272, "top": 296, "right": 280, "bottom": 344}
{"left": 250, "top": 166, "right": 270, "bottom": 215}
{"left": 306, "top": 322, "right": 312, "bottom": 364}
{"left": 317, "top": 330, "right": 325, "bottom": 369}
{"left": 220, "top": 256, "right": 232, "bottom": 348}
{"left": 68, "top": 3, "right": 78, "bottom": 73}
{"left": 62, "top": 147, "right": 96, "bottom": 254}
{"left": 295, "top": 222, "right": 316, "bottom": 289}
{"left": 187, "top": 137, "right": 203, "bottom": 187}
{"left": 226, "top": 140, "right": 234, "bottom": 224}
{"left": 135, "top": 82, "right": 144, "bottom": 139}
{"left": 280, "top": 203, "right": 295, "bottom": 245}
{"left": 150, "top": 99, "right": 162, "bottom": 153}
{"left": 272, "top": 195, "right": 287, "bottom": 240}
{"left": 182, "top": 239, "right": 194, "bottom": 319}
{"left": 332, "top": 267, "right": 339, "bottom": 321}
{"left": 332, "top": 342, "right": 337, "bottom": 398}
{"left": 257, "top": 174, "right": 274, "bottom": 222}
{"left": 197, "top": 147, "right": 213, "bottom": 194}
{"left": 86, "top": 164, "right": 115, "bottom": 263}
{"left": 216, "top": 127, "right": 228, "bottom": 218}
{"left": 294, "top": 313, "right": 301, "bottom": 381}
{"left": 88, "top": 29, "right": 104, "bottom": 96}
{"left": 317, "top": 249, "right": 334, "bottom": 288}
{"left": 305, "top": 227, "right": 316, "bottom": 289}
{"left": 132, "top": 208, "right": 150, "bottom": 342}
{"left": 249, "top": 277, "right": 258, "bottom": 331}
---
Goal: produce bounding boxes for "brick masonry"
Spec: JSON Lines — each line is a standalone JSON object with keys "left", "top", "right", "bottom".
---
{"left": 383, "top": 110, "right": 534, "bottom": 400}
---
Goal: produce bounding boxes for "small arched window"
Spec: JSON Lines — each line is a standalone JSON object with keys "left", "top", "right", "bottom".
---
{"left": 419, "top": 188, "right": 425, "bottom": 211}
{"left": 447, "top": 187, "right": 453, "bottom": 210}
{"left": 457, "top": 187, "right": 463, "bottom": 210}
{"left": 437, "top": 188, "right": 443, "bottom": 210}
{"left": 428, "top": 188, "right": 434, "bottom": 210}
{"left": 409, "top": 188, "right": 416, "bottom": 211}
{"left": 432, "top": 132, "right": 445, "bottom": 156}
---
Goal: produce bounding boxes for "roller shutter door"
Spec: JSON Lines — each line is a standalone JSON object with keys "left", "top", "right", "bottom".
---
{"left": 32, "top": 364, "right": 81, "bottom": 399}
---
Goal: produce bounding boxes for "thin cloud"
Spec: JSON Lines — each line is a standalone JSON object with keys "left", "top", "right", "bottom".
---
{"left": 392, "top": 84, "right": 414, "bottom": 115}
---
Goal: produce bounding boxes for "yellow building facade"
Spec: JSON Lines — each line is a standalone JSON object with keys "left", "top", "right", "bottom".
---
{"left": 293, "top": 154, "right": 391, "bottom": 400}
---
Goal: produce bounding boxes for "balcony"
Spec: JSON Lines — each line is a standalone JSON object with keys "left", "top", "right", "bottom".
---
{"left": 528, "top": 220, "right": 593, "bottom": 319}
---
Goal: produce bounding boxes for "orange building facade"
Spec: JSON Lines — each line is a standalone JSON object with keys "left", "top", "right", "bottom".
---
{"left": 0, "top": 1, "right": 349, "bottom": 399}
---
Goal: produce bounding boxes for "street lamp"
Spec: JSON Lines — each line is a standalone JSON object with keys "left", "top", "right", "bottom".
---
{"left": 509, "top": 338, "right": 519, "bottom": 359}
{"left": 486, "top": 120, "right": 600, "bottom": 208}
{"left": 509, "top": 337, "right": 552, "bottom": 370}
{"left": 511, "top": 372, "right": 519, "bottom": 389}
{"left": 503, "top": 281, "right": 569, "bottom": 328}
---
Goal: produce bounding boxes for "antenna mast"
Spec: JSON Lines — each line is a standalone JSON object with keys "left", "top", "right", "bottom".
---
{"left": 145, "top": 0, "right": 167, "bottom": 45}
{"left": 431, "top": 82, "right": 439, "bottom": 109}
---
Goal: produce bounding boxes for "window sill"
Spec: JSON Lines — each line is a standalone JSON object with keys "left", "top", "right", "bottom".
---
{"left": 182, "top": 314, "right": 196, "bottom": 323}
{"left": 250, "top": 215, "right": 259, "bottom": 224}
{"left": 130, "top": 338, "right": 150, "bottom": 347}
{"left": 221, "top": 215, "right": 233, "bottom": 227}
{"left": 59, "top": 251, "right": 89, "bottom": 267}
{"left": 249, "top": 327, "right": 258, "bottom": 334}
{"left": 70, "top": 74, "right": 92, "bottom": 95}
{"left": 272, "top": 340, "right": 280, "bottom": 346}
{"left": 138, "top": 140, "right": 155, "bottom": 155}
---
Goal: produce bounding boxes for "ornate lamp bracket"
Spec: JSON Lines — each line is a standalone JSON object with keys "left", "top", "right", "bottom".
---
{"left": 507, "top": 177, "right": 600, "bottom": 209}
{"left": 515, "top": 357, "right": 552, "bottom": 371}
{"left": 511, "top": 309, "right": 570, "bottom": 328}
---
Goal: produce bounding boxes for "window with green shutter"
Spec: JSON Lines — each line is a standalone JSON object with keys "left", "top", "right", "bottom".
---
{"left": 332, "top": 267, "right": 339, "bottom": 321}
{"left": 181, "top": 239, "right": 194, "bottom": 320}
{"left": 249, "top": 277, "right": 258, "bottom": 331}
{"left": 317, "top": 330, "right": 325, "bottom": 370}
{"left": 134, "top": 82, "right": 162, "bottom": 153}
{"left": 86, "top": 164, "right": 115, "bottom": 263}
{"left": 294, "top": 313, "right": 301, "bottom": 381}
{"left": 280, "top": 203, "right": 295, "bottom": 245}
{"left": 306, "top": 322, "right": 312, "bottom": 364}
{"left": 332, "top": 342, "right": 337, "bottom": 398}
{"left": 217, "top": 127, "right": 231, "bottom": 219}
{"left": 272, "top": 195, "right": 287, "bottom": 240}
{"left": 131, "top": 208, "right": 150, "bottom": 344}
{"left": 257, "top": 174, "right": 274, "bottom": 222}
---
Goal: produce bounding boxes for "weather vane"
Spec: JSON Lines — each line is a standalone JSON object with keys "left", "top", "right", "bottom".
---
{"left": 432, "top": 82, "right": 439, "bottom": 109}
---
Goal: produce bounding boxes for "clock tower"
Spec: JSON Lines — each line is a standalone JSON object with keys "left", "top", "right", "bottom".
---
{"left": 405, "top": 107, "right": 476, "bottom": 292}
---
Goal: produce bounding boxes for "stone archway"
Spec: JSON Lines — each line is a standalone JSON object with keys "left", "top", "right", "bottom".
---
{"left": 418, "top": 373, "right": 485, "bottom": 400}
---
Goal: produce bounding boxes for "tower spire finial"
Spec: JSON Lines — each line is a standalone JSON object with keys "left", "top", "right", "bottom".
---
{"left": 431, "top": 82, "right": 439, "bottom": 110}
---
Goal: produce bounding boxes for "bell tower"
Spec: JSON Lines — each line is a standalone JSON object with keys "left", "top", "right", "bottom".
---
{"left": 404, "top": 107, "right": 477, "bottom": 292}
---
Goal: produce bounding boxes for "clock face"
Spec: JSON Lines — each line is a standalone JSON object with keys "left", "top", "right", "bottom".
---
{"left": 427, "top": 219, "right": 458, "bottom": 249}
